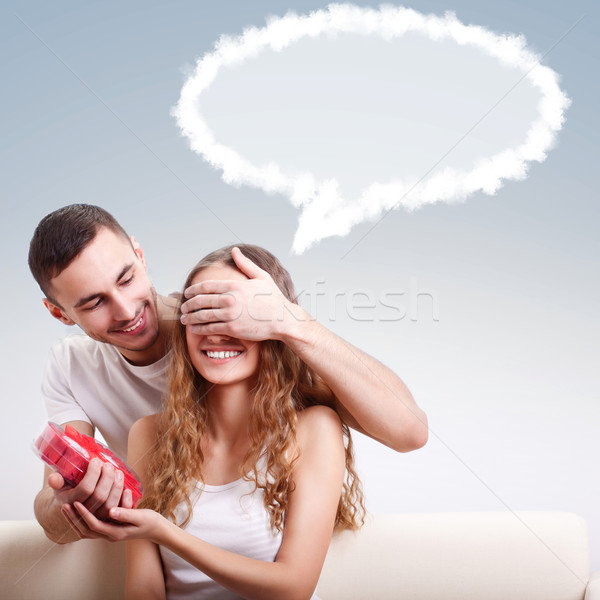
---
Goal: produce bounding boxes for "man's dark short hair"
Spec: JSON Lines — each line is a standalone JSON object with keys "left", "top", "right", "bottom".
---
{"left": 28, "top": 204, "right": 130, "bottom": 303}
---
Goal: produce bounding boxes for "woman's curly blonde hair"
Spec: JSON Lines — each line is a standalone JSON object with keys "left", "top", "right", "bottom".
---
{"left": 139, "top": 244, "right": 365, "bottom": 532}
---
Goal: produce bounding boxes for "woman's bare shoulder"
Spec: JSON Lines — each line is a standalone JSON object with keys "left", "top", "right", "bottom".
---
{"left": 130, "top": 413, "right": 161, "bottom": 439}
{"left": 296, "top": 405, "right": 343, "bottom": 442}
{"left": 128, "top": 413, "right": 162, "bottom": 464}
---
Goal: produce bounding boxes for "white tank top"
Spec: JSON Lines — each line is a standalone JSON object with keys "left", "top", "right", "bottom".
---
{"left": 160, "top": 474, "right": 319, "bottom": 599}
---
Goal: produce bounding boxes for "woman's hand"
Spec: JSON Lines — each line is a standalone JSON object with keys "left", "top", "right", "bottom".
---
{"left": 61, "top": 502, "right": 168, "bottom": 544}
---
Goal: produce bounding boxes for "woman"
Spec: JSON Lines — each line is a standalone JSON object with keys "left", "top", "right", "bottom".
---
{"left": 65, "top": 244, "right": 364, "bottom": 600}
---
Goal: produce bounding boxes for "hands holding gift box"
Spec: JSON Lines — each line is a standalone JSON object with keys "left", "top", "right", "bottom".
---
{"left": 33, "top": 423, "right": 143, "bottom": 529}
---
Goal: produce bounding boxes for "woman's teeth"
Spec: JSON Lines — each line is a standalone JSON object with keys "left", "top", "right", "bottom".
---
{"left": 123, "top": 316, "right": 143, "bottom": 332}
{"left": 206, "top": 350, "right": 242, "bottom": 359}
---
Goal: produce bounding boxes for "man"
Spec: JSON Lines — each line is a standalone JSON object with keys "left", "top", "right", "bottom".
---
{"left": 30, "top": 204, "right": 427, "bottom": 543}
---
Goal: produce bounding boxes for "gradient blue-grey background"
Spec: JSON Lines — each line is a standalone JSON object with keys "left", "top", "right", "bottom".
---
{"left": 2, "top": 0, "right": 598, "bottom": 573}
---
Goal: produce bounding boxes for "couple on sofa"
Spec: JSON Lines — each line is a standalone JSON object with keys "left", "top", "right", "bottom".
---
{"left": 29, "top": 204, "right": 428, "bottom": 599}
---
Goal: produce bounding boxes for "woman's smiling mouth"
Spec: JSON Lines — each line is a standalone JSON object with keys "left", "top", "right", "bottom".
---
{"left": 204, "top": 350, "right": 242, "bottom": 359}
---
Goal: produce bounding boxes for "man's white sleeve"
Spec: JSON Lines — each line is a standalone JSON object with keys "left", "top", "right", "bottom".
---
{"left": 42, "top": 344, "right": 92, "bottom": 426}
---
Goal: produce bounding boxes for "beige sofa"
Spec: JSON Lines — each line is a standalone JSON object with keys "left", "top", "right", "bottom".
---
{"left": 1, "top": 512, "right": 599, "bottom": 599}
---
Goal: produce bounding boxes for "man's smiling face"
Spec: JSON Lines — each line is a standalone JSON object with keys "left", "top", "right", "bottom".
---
{"left": 44, "top": 227, "right": 160, "bottom": 364}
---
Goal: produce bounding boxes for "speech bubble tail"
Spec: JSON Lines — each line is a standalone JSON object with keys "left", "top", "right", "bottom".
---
{"left": 292, "top": 183, "right": 364, "bottom": 254}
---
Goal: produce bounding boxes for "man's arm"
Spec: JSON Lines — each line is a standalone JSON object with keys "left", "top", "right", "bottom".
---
{"left": 180, "top": 248, "right": 428, "bottom": 452}
{"left": 34, "top": 420, "right": 128, "bottom": 543}
{"left": 277, "top": 312, "right": 427, "bottom": 451}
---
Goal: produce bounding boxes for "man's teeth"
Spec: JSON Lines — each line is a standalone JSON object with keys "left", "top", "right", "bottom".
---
{"left": 206, "top": 350, "right": 242, "bottom": 359}
{"left": 122, "top": 316, "right": 143, "bottom": 332}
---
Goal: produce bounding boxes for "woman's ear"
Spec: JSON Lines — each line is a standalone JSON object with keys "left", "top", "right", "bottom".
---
{"left": 42, "top": 299, "right": 76, "bottom": 326}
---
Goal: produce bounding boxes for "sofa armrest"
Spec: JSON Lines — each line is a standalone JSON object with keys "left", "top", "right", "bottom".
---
{"left": 585, "top": 570, "right": 600, "bottom": 599}
{"left": 0, "top": 520, "right": 126, "bottom": 600}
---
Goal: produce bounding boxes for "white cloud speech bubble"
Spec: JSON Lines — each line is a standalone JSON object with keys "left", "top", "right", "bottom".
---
{"left": 173, "top": 3, "right": 570, "bottom": 253}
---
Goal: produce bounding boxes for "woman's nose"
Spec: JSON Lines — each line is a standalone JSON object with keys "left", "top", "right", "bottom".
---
{"left": 205, "top": 334, "right": 232, "bottom": 344}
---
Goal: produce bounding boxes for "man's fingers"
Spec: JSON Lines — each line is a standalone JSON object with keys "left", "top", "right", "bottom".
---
{"left": 182, "top": 307, "right": 232, "bottom": 326}
{"left": 181, "top": 295, "right": 237, "bottom": 322}
{"left": 93, "top": 468, "right": 125, "bottom": 520}
{"left": 185, "top": 322, "right": 233, "bottom": 337}
{"left": 75, "top": 458, "right": 103, "bottom": 499}
{"left": 231, "top": 247, "right": 269, "bottom": 280}
{"left": 105, "top": 469, "right": 125, "bottom": 506}
{"left": 52, "top": 458, "right": 101, "bottom": 504}
{"left": 47, "top": 472, "right": 66, "bottom": 491}
{"left": 120, "top": 488, "right": 133, "bottom": 509}
{"left": 183, "top": 280, "right": 240, "bottom": 300}
{"left": 81, "top": 462, "right": 118, "bottom": 514}
{"left": 181, "top": 290, "right": 233, "bottom": 313}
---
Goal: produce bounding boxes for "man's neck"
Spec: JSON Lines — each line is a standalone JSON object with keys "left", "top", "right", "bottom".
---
{"left": 119, "top": 293, "right": 179, "bottom": 366}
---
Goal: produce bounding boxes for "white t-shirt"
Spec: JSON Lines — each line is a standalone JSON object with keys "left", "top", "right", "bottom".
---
{"left": 42, "top": 334, "right": 169, "bottom": 459}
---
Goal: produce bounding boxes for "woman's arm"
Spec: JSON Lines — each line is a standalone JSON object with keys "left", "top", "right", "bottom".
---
{"left": 125, "top": 417, "right": 166, "bottom": 600}
{"left": 125, "top": 540, "right": 165, "bottom": 600}
{"left": 70, "top": 406, "right": 346, "bottom": 600}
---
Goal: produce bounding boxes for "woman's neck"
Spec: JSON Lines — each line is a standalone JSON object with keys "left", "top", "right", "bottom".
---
{"left": 205, "top": 382, "right": 253, "bottom": 448}
{"left": 201, "top": 382, "right": 255, "bottom": 485}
